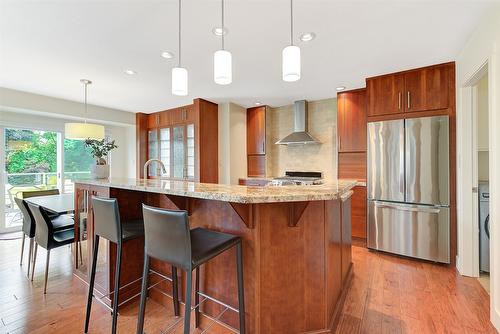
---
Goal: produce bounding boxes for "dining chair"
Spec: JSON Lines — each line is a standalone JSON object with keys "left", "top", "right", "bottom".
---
{"left": 27, "top": 202, "right": 75, "bottom": 293}
{"left": 16, "top": 189, "right": 70, "bottom": 276}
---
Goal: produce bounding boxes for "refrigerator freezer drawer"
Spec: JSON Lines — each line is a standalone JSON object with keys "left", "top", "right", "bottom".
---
{"left": 368, "top": 201, "right": 450, "bottom": 263}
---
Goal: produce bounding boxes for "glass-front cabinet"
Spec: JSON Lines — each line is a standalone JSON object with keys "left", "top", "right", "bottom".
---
{"left": 148, "top": 123, "right": 195, "bottom": 180}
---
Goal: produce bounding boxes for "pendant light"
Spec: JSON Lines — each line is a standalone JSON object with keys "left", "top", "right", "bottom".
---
{"left": 172, "top": 0, "right": 188, "bottom": 96}
{"left": 65, "top": 79, "right": 105, "bottom": 140}
{"left": 282, "top": 0, "right": 301, "bottom": 82}
{"left": 213, "top": 0, "right": 232, "bottom": 85}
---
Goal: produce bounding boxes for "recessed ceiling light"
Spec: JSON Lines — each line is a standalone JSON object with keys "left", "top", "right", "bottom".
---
{"left": 212, "top": 27, "right": 228, "bottom": 36}
{"left": 255, "top": 102, "right": 262, "bottom": 106}
{"left": 161, "top": 51, "right": 174, "bottom": 59}
{"left": 299, "top": 32, "right": 316, "bottom": 42}
{"left": 124, "top": 69, "right": 137, "bottom": 75}
{"left": 336, "top": 86, "right": 346, "bottom": 91}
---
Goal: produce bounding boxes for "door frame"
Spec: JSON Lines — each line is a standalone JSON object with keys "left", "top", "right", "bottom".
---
{"left": 457, "top": 51, "right": 499, "bottom": 330}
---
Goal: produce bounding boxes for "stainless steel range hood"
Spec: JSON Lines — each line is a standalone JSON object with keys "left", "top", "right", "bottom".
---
{"left": 275, "top": 100, "right": 320, "bottom": 145}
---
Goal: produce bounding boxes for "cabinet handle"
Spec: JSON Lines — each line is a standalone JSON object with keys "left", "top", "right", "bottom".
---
{"left": 339, "top": 136, "right": 341, "bottom": 151}
{"left": 398, "top": 92, "right": 401, "bottom": 110}
{"left": 262, "top": 141, "right": 265, "bottom": 153}
{"left": 407, "top": 91, "right": 411, "bottom": 109}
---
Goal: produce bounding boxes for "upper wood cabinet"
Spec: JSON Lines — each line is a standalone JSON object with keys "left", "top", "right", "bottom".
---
{"left": 367, "top": 62, "right": 454, "bottom": 117}
{"left": 404, "top": 63, "right": 451, "bottom": 112}
{"left": 338, "top": 89, "right": 367, "bottom": 152}
{"left": 247, "top": 106, "right": 266, "bottom": 155}
{"left": 366, "top": 74, "right": 404, "bottom": 116}
{"left": 136, "top": 98, "right": 218, "bottom": 183}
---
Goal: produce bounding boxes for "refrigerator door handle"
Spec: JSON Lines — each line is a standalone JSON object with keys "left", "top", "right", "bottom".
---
{"left": 373, "top": 201, "right": 442, "bottom": 214}
{"left": 399, "top": 127, "right": 405, "bottom": 196}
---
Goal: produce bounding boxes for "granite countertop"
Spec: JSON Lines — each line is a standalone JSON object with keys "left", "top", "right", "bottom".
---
{"left": 75, "top": 178, "right": 357, "bottom": 204}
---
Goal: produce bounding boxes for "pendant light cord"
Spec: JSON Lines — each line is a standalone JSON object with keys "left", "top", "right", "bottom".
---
{"left": 222, "top": 0, "right": 225, "bottom": 50}
{"left": 178, "top": 0, "right": 182, "bottom": 67}
{"left": 84, "top": 82, "right": 88, "bottom": 124}
{"left": 290, "top": 0, "right": 294, "bottom": 46}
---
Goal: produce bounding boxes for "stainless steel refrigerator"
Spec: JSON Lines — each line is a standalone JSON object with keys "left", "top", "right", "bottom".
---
{"left": 367, "top": 115, "right": 450, "bottom": 263}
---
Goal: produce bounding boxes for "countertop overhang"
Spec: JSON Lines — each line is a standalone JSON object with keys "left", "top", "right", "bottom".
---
{"left": 74, "top": 178, "right": 357, "bottom": 204}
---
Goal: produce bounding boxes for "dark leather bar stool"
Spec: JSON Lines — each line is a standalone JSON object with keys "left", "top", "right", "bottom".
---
{"left": 84, "top": 197, "right": 145, "bottom": 334}
{"left": 27, "top": 203, "right": 75, "bottom": 293}
{"left": 137, "top": 205, "right": 245, "bottom": 334}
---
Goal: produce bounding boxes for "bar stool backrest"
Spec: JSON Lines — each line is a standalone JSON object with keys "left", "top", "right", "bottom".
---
{"left": 91, "top": 197, "right": 122, "bottom": 244}
{"left": 142, "top": 204, "right": 191, "bottom": 271}
{"left": 27, "top": 203, "right": 53, "bottom": 249}
{"left": 14, "top": 197, "right": 35, "bottom": 237}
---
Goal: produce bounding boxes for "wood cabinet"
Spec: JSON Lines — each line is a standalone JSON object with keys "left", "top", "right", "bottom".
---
{"left": 341, "top": 193, "right": 352, "bottom": 284}
{"left": 247, "top": 155, "right": 266, "bottom": 177}
{"left": 136, "top": 98, "right": 218, "bottom": 183}
{"left": 367, "top": 74, "right": 404, "bottom": 117}
{"left": 337, "top": 88, "right": 368, "bottom": 242}
{"left": 404, "top": 64, "right": 451, "bottom": 112}
{"left": 351, "top": 186, "right": 367, "bottom": 239}
{"left": 367, "top": 62, "right": 454, "bottom": 118}
{"left": 246, "top": 106, "right": 267, "bottom": 177}
{"left": 338, "top": 89, "right": 367, "bottom": 152}
{"left": 247, "top": 106, "right": 266, "bottom": 155}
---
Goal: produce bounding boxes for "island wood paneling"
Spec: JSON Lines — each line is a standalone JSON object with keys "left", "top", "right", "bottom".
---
{"left": 74, "top": 184, "right": 353, "bottom": 334}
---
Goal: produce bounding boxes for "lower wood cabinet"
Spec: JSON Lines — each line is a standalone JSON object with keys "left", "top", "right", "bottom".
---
{"left": 341, "top": 193, "right": 353, "bottom": 283}
{"left": 351, "top": 186, "right": 367, "bottom": 239}
{"left": 247, "top": 154, "right": 266, "bottom": 177}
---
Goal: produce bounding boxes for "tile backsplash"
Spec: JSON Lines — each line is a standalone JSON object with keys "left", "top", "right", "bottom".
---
{"left": 267, "top": 98, "right": 338, "bottom": 181}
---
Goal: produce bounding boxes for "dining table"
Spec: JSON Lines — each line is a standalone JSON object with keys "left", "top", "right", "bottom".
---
{"left": 24, "top": 193, "right": 74, "bottom": 214}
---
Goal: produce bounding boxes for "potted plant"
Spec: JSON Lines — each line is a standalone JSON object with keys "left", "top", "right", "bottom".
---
{"left": 84, "top": 138, "right": 118, "bottom": 179}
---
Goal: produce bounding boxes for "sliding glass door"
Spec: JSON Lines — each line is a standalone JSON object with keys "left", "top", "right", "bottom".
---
{"left": 0, "top": 126, "right": 96, "bottom": 233}
{"left": 1, "top": 127, "right": 61, "bottom": 233}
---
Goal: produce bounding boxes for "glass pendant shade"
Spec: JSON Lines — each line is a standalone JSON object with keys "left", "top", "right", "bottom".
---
{"left": 65, "top": 123, "right": 105, "bottom": 140}
{"left": 172, "top": 67, "right": 188, "bottom": 96}
{"left": 214, "top": 49, "right": 232, "bottom": 85}
{"left": 282, "top": 45, "right": 301, "bottom": 82}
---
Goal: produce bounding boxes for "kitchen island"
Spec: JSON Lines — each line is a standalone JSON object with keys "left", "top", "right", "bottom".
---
{"left": 73, "top": 178, "right": 356, "bottom": 334}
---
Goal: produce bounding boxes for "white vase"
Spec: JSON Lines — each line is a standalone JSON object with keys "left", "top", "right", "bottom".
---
{"left": 91, "top": 164, "right": 110, "bottom": 179}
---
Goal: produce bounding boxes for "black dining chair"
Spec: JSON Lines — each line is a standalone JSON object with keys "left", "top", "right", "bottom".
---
{"left": 84, "top": 197, "right": 145, "bottom": 334}
{"left": 15, "top": 190, "right": 73, "bottom": 277}
{"left": 137, "top": 205, "right": 245, "bottom": 334}
{"left": 27, "top": 202, "right": 75, "bottom": 293}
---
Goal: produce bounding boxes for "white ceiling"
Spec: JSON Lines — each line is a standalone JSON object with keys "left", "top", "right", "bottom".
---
{"left": 0, "top": 0, "right": 493, "bottom": 113}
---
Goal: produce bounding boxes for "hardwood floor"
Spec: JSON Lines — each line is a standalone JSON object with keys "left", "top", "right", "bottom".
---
{"left": 336, "top": 246, "right": 497, "bottom": 334}
{"left": 0, "top": 238, "right": 496, "bottom": 333}
{"left": 0, "top": 238, "right": 232, "bottom": 334}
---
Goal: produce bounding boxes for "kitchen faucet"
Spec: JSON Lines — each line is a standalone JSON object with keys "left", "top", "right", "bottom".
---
{"left": 143, "top": 159, "right": 166, "bottom": 180}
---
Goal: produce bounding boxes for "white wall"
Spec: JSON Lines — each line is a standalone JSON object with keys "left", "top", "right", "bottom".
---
{"left": 218, "top": 102, "right": 247, "bottom": 184}
{"left": 0, "top": 88, "right": 136, "bottom": 178}
{"left": 456, "top": 4, "right": 500, "bottom": 330}
{"left": 0, "top": 87, "right": 135, "bottom": 126}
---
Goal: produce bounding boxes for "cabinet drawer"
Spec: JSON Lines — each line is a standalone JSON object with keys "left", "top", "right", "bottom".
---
{"left": 247, "top": 155, "right": 266, "bottom": 177}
